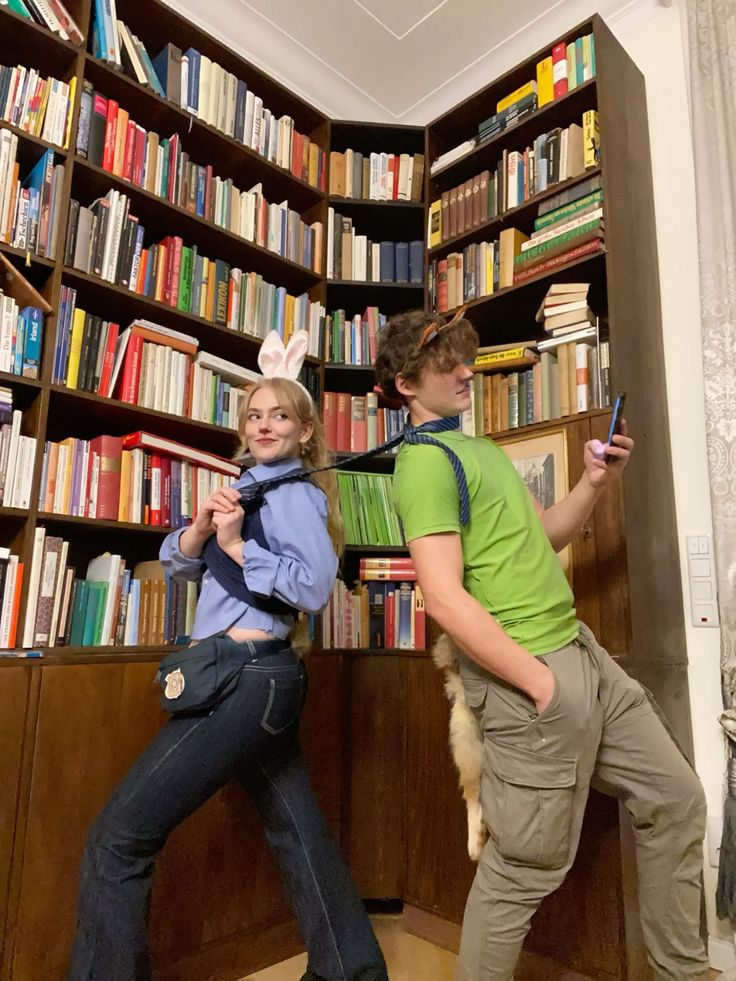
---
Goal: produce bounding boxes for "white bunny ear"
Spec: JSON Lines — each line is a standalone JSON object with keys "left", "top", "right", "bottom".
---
{"left": 281, "top": 329, "right": 309, "bottom": 380}
{"left": 258, "top": 331, "right": 286, "bottom": 378}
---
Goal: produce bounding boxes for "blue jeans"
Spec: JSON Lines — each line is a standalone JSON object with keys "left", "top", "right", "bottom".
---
{"left": 68, "top": 641, "right": 387, "bottom": 981}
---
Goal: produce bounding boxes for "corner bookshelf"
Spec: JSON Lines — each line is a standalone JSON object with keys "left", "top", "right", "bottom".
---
{"left": 0, "top": 5, "right": 684, "bottom": 980}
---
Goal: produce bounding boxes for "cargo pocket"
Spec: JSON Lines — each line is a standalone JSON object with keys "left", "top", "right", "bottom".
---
{"left": 482, "top": 739, "right": 576, "bottom": 870}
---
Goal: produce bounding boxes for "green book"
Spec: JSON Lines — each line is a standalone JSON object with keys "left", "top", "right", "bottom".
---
{"left": 514, "top": 218, "right": 603, "bottom": 265}
{"left": 178, "top": 245, "right": 193, "bottom": 312}
{"left": 534, "top": 190, "right": 604, "bottom": 231}
{"left": 82, "top": 582, "right": 107, "bottom": 646}
{"left": 68, "top": 580, "right": 90, "bottom": 647}
{"left": 2, "top": 0, "right": 32, "bottom": 18}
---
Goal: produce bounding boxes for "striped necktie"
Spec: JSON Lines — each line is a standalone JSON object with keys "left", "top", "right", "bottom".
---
{"left": 239, "top": 416, "right": 471, "bottom": 525}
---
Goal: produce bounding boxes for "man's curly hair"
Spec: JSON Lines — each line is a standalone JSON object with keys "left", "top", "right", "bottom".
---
{"left": 375, "top": 309, "right": 479, "bottom": 401}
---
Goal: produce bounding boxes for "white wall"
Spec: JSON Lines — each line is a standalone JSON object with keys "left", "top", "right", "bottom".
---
{"left": 611, "top": 1, "right": 731, "bottom": 966}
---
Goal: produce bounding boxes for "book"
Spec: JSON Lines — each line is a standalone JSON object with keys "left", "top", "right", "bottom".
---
{"left": 121, "top": 431, "right": 240, "bottom": 477}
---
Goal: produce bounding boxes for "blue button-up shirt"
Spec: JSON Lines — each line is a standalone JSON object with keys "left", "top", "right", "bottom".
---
{"left": 159, "top": 458, "right": 338, "bottom": 640}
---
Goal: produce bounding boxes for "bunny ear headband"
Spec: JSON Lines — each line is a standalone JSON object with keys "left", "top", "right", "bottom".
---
{"left": 257, "top": 329, "right": 311, "bottom": 398}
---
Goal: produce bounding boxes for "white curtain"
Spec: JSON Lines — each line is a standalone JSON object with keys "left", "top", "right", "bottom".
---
{"left": 685, "top": 0, "right": 736, "bottom": 702}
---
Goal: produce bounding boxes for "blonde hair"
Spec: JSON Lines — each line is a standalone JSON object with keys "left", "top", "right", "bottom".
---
{"left": 236, "top": 378, "right": 344, "bottom": 557}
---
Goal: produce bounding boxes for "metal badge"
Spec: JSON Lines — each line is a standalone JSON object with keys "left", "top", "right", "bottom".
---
{"left": 164, "top": 668, "right": 186, "bottom": 700}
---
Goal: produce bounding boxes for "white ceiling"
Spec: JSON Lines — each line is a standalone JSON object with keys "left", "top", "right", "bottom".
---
{"left": 163, "top": 0, "right": 667, "bottom": 124}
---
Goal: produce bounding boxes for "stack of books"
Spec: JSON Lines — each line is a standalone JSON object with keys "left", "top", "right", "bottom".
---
{"left": 20, "top": 541, "right": 197, "bottom": 649}
{"left": 324, "top": 306, "right": 386, "bottom": 365}
{"left": 1, "top": 390, "right": 36, "bottom": 509}
{"left": 0, "top": 63, "right": 76, "bottom": 148}
{"left": 328, "top": 149, "right": 424, "bottom": 203}
{"left": 2, "top": 0, "right": 83, "bottom": 44}
{"left": 323, "top": 391, "right": 405, "bottom": 454}
{"left": 90, "top": 7, "right": 326, "bottom": 190}
{"left": 513, "top": 174, "right": 604, "bottom": 284}
{"left": 320, "top": 557, "right": 426, "bottom": 651}
{"left": 0, "top": 140, "right": 66, "bottom": 258}
{"left": 38, "top": 430, "right": 239, "bottom": 527}
{"left": 336, "top": 472, "right": 404, "bottom": 546}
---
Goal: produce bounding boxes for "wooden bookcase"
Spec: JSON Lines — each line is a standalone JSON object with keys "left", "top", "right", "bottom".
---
{"left": 0, "top": 5, "right": 682, "bottom": 981}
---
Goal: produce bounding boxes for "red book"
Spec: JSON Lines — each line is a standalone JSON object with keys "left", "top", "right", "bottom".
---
{"left": 385, "top": 586, "right": 395, "bottom": 648}
{"left": 387, "top": 155, "right": 397, "bottom": 200}
{"left": 360, "top": 557, "right": 415, "bottom": 572}
{"left": 512, "top": 239, "right": 603, "bottom": 284}
{"left": 322, "top": 392, "right": 337, "bottom": 449}
{"left": 46, "top": 0, "right": 83, "bottom": 43}
{"left": 414, "top": 585, "right": 426, "bottom": 650}
{"left": 97, "top": 322, "right": 120, "bottom": 398}
{"left": 161, "top": 455, "right": 172, "bottom": 527}
{"left": 335, "top": 392, "right": 351, "bottom": 452}
{"left": 160, "top": 236, "right": 174, "bottom": 305}
{"left": 132, "top": 126, "right": 146, "bottom": 187}
{"left": 121, "top": 431, "right": 240, "bottom": 477}
{"left": 89, "top": 435, "right": 123, "bottom": 520}
{"left": 167, "top": 133, "right": 179, "bottom": 203}
{"left": 122, "top": 120, "right": 136, "bottom": 182}
{"left": 290, "top": 131, "right": 302, "bottom": 178}
{"left": 102, "top": 98, "right": 119, "bottom": 172}
{"left": 118, "top": 332, "right": 144, "bottom": 403}
{"left": 169, "top": 237, "right": 183, "bottom": 308}
{"left": 552, "top": 43, "right": 568, "bottom": 99}
{"left": 7, "top": 562, "right": 23, "bottom": 648}
{"left": 149, "top": 453, "right": 162, "bottom": 526}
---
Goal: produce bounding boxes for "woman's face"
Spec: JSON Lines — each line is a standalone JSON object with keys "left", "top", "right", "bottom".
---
{"left": 244, "top": 385, "right": 312, "bottom": 465}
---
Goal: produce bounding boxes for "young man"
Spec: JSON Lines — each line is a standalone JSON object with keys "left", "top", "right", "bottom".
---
{"left": 376, "top": 309, "right": 708, "bottom": 981}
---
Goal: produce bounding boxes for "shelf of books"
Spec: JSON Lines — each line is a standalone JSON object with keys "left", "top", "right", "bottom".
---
{"left": 1, "top": 6, "right": 672, "bottom": 668}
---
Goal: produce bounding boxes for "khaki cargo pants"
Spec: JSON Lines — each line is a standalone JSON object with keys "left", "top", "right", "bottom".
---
{"left": 456, "top": 622, "right": 708, "bottom": 981}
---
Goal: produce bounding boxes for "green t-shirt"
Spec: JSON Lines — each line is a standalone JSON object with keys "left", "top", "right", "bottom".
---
{"left": 393, "top": 432, "right": 579, "bottom": 655}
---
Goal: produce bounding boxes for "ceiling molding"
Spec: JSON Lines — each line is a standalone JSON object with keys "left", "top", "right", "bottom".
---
{"left": 164, "top": 0, "right": 665, "bottom": 126}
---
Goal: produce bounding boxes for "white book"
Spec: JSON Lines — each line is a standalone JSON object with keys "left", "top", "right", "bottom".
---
{"left": 130, "top": 448, "right": 144, "bottom": 523}
{"left": 209, "top": 63, "right": 222, "bottom": 130}
{"left": 41, "top": 78, "right": 58, "bottom": 144}
{"left": 379, "top": 152, "right": 388, "bottom": 201}
{"left": 0, "top": 554, "right": 19, "bottom": 648}
{"left": 47, "top": 539, "right": 69, "bottom": 647}
{"left": 252, "top": 96, "right": 263, "bottom": 151}
{"left": 87, "top": 447, "right": 100, "bottom": 518}
{"left": 244, "top": 91, "right": 255, "bottom": 148}
{"left": 369, "top": 153, "right": 380, "bottom": 200}
{"left": 2, "top": 411, "right": 21, "bottom": 507}
{"left": 117, "top": 22, "right": 148, "bottom": 85}
{"left": 21, "top": 527, "right": 45, "bottom": 648}
{"left": 0, "top": 295, "right": 15, "bottom": 372}
{"left": 537, "top": 325, "right": 597, "bottom": 351}
{"left": 77, "top": 441, "right": 90, "bottom": 517}
{"left": 218, "top": 69, "right": 229, "bottom": 133}
{"left": 154, "top": 344, "right": 169, "bottom": 412}
{"left": 180, "top": 54, "right": 189, "bottom": 111}
{"left": 142, "top": 343, "right": 156, "bottom": 408}
{"left": 0, "top": 130, "right": 14, "bottom": 234}
{"left": 123, "top": 578, "right": 140, "bottom": 645}
{"left": 86, "top": 552, "right": 121, "bottom": 646}
{"left": 225, "top": 73, "right": 237, "bottom": 137}
{"left": 54, "top": 79, "right": 70, "bottom": 147}
{"left": 397, "top": 154, "right": 410, "bottom": 200}
{"left": 12, "top": 435, "right": 36, "bottom": 509}
{"left": 198, "top": 55, "right": 212, "bottom": 126}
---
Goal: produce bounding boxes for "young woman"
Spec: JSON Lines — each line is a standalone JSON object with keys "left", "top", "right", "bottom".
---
{"left": 68, "top": 370, "right": 387, "bottom": 981}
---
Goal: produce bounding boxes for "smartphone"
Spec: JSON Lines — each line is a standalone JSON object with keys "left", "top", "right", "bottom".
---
{"left": 605, "top": 391, "right": 626, "bottom": 463}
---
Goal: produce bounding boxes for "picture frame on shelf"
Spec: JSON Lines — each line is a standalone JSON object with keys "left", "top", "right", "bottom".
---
{"left": 497, "top": 426, "right": 572, "bottom": 580}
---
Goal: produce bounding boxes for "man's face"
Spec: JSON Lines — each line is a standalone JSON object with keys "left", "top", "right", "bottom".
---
{"left": 399, "top": 358, "right": 475, "bottom": 423}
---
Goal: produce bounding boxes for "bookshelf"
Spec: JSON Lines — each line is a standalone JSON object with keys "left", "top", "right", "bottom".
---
{"left": 0, "top": 5, "right": 680, "bottom": 980}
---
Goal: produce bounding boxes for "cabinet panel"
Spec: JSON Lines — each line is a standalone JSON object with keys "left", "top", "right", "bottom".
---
{"left": 0, "top": 668, "right": 33, "bottom": 975}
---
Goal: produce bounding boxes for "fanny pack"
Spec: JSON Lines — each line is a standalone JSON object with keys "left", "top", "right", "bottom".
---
{"left": 156, "top": 633, "right": 276, "bottom": 716}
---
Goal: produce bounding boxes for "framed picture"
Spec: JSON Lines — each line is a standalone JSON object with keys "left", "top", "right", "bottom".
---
{"left": 498, "top": 428, "right": 572, "bottom": 580}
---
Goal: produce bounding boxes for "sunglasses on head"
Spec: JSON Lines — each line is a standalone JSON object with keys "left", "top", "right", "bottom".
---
{"left": 417, "top": 305, "right": 468, "bottom": 351}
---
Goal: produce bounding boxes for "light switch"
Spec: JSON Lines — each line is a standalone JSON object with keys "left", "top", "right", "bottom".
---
{"left": 692, "top": 581, "right": 712, "bottom": 601}
{"left": 686, "top": 533, "right": 719, "bottom": 627}
{"left": 691, "top": 558, "right": 711, "bottom": 578}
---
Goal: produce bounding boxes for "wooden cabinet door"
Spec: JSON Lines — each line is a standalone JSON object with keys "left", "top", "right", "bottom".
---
{"left": 345, "top": 655, "right": 405, "bottom": 899}
{"left": 0, "top": 667, "right": 34, "bottom": 978}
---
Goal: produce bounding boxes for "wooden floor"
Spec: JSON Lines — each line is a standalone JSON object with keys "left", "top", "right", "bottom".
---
{"left": 240, "top": 915, "right": 721, "bottom": 980}
{"left": 241, "top": 914, "right": 455, "bottom": 981}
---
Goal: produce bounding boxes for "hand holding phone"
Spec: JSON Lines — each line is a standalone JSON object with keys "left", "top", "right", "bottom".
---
{"left": 604, "top": 391, "right": 626, "bottom": 463}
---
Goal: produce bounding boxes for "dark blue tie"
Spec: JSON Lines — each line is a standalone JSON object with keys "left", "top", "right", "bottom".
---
{"left": 239, "top": 416, "right": 471, "bottom": 526}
